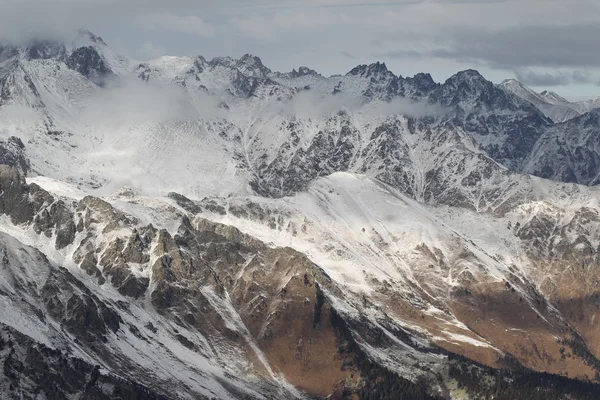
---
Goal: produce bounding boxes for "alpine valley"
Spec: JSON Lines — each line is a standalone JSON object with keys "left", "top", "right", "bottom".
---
{"left": 2, "top": 30, "right": 600, "bottom": 399}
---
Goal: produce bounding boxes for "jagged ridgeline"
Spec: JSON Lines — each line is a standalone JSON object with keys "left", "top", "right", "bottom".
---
{"left": 1, "top": 30, "right": 600, "bottom": 399}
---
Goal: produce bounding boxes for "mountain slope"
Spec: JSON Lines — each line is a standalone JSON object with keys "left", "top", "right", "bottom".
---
{"left": 524, "top": 109, "right": 600, "bottom": 185}
{"left": 2, "top": 32, "right": 600, "bottom": 399}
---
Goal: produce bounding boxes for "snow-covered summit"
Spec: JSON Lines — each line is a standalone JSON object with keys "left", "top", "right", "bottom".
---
{"left": 499, "top": 78, "right": 583, "bottom": 122}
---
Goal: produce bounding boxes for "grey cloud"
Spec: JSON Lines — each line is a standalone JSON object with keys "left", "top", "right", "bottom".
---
{"left": 340, "top": 51, "right": 356, "bottom": 59}
{"left": 373, "top": 50, "right": 424, "bottom": 59}
{"left": 81, "top": 78, "right": 229, "bottom": 125}
{"left": 0, "top": 0, "right": 223, "bottom": 44}
{"left": 265, "top": 90, "right": 447, "bottom": 119}
{"left": 134, "top": 13, "right": 215, "bottom": 37}
{"left": 514, "top": 69, "right": 595, "bottom": 87}
{"left": 251, "top": 0, "right": 512, "bottom": 9}
{"left": 429, "top": 23, "right": 600, "bottom": 69}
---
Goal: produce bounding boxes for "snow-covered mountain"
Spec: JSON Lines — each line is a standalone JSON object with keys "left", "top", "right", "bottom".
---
{"left": 2, "top": 31, "right": 600, "bottom": 399}
{"left": 499, "top": 78, "right": 600, "bottom": 123}
{"left": 524, "top": 108, "right": 600, "bottom": 185}
{"left": 499, "top": 79, "right": 582, "bottom": 122}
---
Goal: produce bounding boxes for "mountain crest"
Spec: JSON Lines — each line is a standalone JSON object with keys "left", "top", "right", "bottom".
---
{"left": 74, "top": 29, "right": 107, "bottom": 47}
{"left": 347, "top": 61, "right": 392, "bottom": 78}
{"left": 209, "top": 54, "right": 272, "bottom": 78}
{"left": 540, "top": 90, "right": 570, "bottom": 104}
{"left": 238, "top": 53, "right": 272, "bottom": 77}
{"left": 445, "top": 69, "right": 488, "bottom": 87}
{"left": 23, "top": 40, "right": 67, "bottom": 61}
{"left": 290, "top": 66, "right": 320, "bottom": 78}
{"left": 66, "top": 46, "right": 115, "bottom": 86}
{"left": 403, "top": 72, "right": 438, "bottom": 97}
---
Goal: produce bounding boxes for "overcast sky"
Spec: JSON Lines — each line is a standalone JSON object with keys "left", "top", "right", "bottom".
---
{"left": 3, "top": 0, "right": 600, "bottom": 98}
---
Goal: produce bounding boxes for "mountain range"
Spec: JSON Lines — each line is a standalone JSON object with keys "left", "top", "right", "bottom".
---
{"left": 2, "top": 30, "right": 600, "bottom": 399}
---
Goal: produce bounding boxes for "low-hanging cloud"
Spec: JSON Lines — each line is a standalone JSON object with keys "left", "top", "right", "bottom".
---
{"left": 362, "top": 97, "right": 448, "bottom": 118}
{"left": 79, "top": 78, "right": 447, "bottom": 131}
{"left": 78, "top": 78, "right": 225, "bottom": 127}
{"left": 261, "top": 90, "right": 447, "bottom": 119}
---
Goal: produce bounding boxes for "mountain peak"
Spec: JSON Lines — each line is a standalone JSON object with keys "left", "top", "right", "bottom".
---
{"left": 0, "top": 38, "right": 67, "bottom": 62}
{"left": 209, "top": 56, "right": 234, "bottom": 66}
{"left": 239, "top": 53, "right": 263, "bottom": 65}
{"left": 66, "top": 46, "right": 115, "bottom": 86}
{"left": 500, "top": 78, "right": 523, "bottom": 87}
{"left": 296, "top": 66, "right": 320, "bottom": 77}
{"left": 444, "top": 69, "right": 491, "bottom": 90}
{"left": 74, "top": 29, "right": 107, "bottom": 47}
{"left": 406, "top": 72, "right": 436, "bottom": 88}
{"left": 280, "top": 66, "right": 321, "bottom": 79}
{"left": 431, "top": 69, "right": 529, "bottom": 112}
{"left": 298, "top": 66, "right": 316, "bottom": 75}
{"left": 238, "top": 53, "right": 271, "bottom": 77}
{"left": 412, "top": 72, "right": 434, "bottom": 82}
{"left": 540, "top": 90, "right": 570, "bottom": 104}
{"left": 453, "top": 69, "right": 486, "bottom": 81}
{"left": 400, "top": 72, "right": 438, "bottom": 99}
{"left": 24, "top": 39, "right": 67, "bottom": 61}
{"left": 347, "top": 61, "right": 391, "bottom": 78}
{"left": 499, "top": 78, "right": 534, "bottom": 94}
{"left": 209, "top": 54, "right": 272, "bottom": 78}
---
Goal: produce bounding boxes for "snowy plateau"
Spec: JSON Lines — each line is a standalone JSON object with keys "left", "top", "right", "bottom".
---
{"left": 1, "top": 30, "right": 600, "bottom": 399}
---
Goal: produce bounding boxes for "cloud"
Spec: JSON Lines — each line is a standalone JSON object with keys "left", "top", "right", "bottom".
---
{"left": 373, "top": 50, "right": 424, "bottom": 59}
{"left": 0, "top": 0, "right": 221, "bottom": 44}
{"left": 138, "top": 41, "right": 168, "bottom": 59}
{"left": 228, "top": 10, "right": 353, "bottom": 40}
{"left": 388, "top": 22, "right": 600, "bottom": 69}
{"left": 80, "top": 78, "right": 225, "bottom": 126}
{"left": 363, "top": 97, "right": 448, "bottom": 118}
{"left": 261, "top": 90, "right": 447, "bottom": 119}
{"left": 228, "top": 15, "right": 275, "bottom": 41}
{"left": 514, "top": 69, "right": 595, "bottom": 87}
{"left": 135, "top": 13, "right": 215, "bottom": 37}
